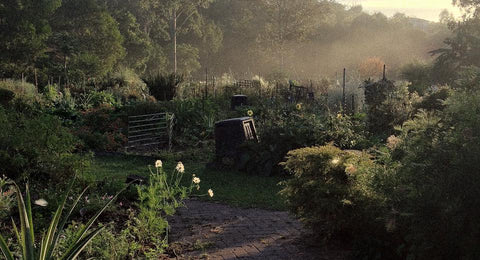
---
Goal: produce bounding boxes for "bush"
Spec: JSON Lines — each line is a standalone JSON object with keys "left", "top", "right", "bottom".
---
{"left": 0, "top": 79, "right": 38, "bottom": 100}
{"left": 400, "top": 61, "right": 433, "bottom": 95}
{"left": 382, "top": 88, "right": 480, "bottom": 259}
{"left": 0, "top": 89, "right": 14, "bottom": 106}
{"left": 101, "top": 68, "right": 152, "bottom": 102}
{"left": 237, "top": 102, "right": 368, "bottom": 176}
{"left": 75, "top": 105, "right": 127, "bottom": 152}
{"left": 414, "top": 86, "right": 450, "bottom": 112}
{"left": 363, "top": 78, "right": 416, "bottom": 138}
{"left": 0, "top": 107, "right": 85, "bottom": 182}
{"left": 58, "top": 221, "right": 134, "bottom": 259}
{"left": 280, "top": 145, "right": 385, "bottom": 243}
{"left": 144, "top": 73, "right": 183, "bottom": 101}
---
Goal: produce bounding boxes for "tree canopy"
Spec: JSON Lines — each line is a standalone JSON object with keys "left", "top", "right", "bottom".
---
{"left": 0, "top": 0, "right": 453, "bottom": 84}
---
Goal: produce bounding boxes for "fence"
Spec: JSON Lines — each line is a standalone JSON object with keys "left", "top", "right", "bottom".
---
{"left": 126, "top": 112, "right": 174, "bottom": 152}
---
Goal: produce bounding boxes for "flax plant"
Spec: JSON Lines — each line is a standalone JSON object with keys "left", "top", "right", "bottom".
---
{"left": 0, "top": 180, "right": 125, "bottom": 260}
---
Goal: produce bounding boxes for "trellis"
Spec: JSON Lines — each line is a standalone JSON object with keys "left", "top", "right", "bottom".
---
{"left": 126, "top": 112, "right": 174, "bottom": 152}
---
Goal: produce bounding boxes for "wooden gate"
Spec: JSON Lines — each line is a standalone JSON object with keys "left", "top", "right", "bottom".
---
{"left": 126, "top": 112, "right": 174, "bottom": 152}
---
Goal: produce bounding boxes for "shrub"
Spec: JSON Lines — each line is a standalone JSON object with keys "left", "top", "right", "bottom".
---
{"left": 101, "top": 68, "right": 151, "bottom": 103}
{"left": 237, "top": 103, "right": 322, "bottom": 175}
{"left": 322, "top": 112, "right": 369, "bottom": 149}
{"left": 57, "top": 221, "right": 134, "bottom": 259}
{"left": 75, "top": 105, "right": 127, "bottom": 152}
{"left": 414, "top": 86, "right": 450, "bottom": 112}
{"left": 0, "top": 107, "right": 84, "bottom": 182}
{"left": 382, "top": 88, "right": 480, "bottom": 258}
{"left": 0, "top": 89, "right": 14, "bottom": 107}
{"left": 280, "top": 145, "right": 384, "bottom": 242}
{"left": 0, "top": 79, "right": 38, "bottom": 100}
{"left": 363, "top": 78, "right": 415, "bottom": 138}
{"left": 133, "top": 161, "right": 196, "bottom": 256}
{"left": 400, "top": 61, "right": 433, "bottom": 95}
{"left": 237, "top": 102, "right": 367, "bottom": 176}
{"left": 144, "top": 73, "right": 183, "bottom": 101}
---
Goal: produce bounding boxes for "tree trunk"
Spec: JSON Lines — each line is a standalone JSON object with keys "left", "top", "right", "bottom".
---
{"left": 34, "top": 68, "right": 38, "bottom": 89}
{"left": 173, "top": 8, "right": 177, "bottom": 74}
{"left": 64, "top": 54, "right": 68, "bottom": 86}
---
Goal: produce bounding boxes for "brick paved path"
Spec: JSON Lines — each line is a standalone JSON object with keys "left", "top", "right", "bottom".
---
{"left": 168, "top": 199, "right": 348, "bottom": 260}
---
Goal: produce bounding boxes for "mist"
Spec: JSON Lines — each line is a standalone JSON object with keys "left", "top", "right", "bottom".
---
{"left": 203, "top": 1, "right": 451, "bottom": 82}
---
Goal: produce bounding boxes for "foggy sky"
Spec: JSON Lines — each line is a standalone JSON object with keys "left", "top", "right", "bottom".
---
{"left": 337, "top": 0, "right": 463, "bottom": 21}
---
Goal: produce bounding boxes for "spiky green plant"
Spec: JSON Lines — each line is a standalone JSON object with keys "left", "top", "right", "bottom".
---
{"left": 0, "top": 181, "right": 124, "bottom": 260}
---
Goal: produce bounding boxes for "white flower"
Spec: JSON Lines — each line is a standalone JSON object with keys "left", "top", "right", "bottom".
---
{"left": 176, "top": 161, "right": 185, "bottom": 173}
{"left": 208, "top": 189, "right": 214, "bottom": 198}
{"left": 34, "top": 199, "right": 48, "bottom": 207}
{"left": 155, "top": 160, "right": 163, "bottom": 168}
{"left": 331, "top": 158, "right": 340, "bottom": 165}
{"left": 193, "top": 177, "right": 201, "bottom": 184}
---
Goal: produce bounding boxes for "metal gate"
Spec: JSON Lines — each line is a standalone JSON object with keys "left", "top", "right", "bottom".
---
{"left": 126, "top": 112, "right": 174, "bottom": 152}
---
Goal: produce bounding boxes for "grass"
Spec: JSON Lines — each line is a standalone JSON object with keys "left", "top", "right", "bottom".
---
{"left": 83, "top": 154, "right": 287, "bottom": 211}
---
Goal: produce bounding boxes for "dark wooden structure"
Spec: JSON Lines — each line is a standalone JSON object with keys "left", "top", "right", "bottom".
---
{"left": 231, "top": 95, "right": 248, "bottom": 110}
{"left": 214, "top": 117, "right": 258, "bottom": 161}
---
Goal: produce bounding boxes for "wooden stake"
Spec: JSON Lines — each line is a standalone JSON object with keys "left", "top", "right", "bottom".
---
{"left": 342, "top": 68, "right": 346, "bottom": 113}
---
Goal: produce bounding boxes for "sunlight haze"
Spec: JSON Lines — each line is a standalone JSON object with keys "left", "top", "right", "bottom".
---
{"left": 337, "top": 0, "right": 463, "bottom": 21}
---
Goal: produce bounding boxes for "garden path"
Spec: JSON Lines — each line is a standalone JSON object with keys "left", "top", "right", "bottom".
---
{"left": 168, "top": 199, "right": 348, "bottom": 260}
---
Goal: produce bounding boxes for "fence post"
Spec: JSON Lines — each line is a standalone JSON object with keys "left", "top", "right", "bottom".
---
{"left": 351, "top": 94, "right": 355, "bottom": 114}
{"left": 342, "top": 68, "right": 346, "bottom": 114}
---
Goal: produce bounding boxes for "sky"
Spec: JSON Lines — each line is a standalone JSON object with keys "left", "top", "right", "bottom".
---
{"left": 336, "top": 0, "right": 463, "bottom": 22}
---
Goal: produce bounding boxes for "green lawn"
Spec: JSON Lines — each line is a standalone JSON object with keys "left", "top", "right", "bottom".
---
{"left": 83, "top": 154, "right": 287, "bottom": 210}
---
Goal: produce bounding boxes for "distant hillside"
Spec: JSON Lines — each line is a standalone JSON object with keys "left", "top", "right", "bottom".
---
{"left": 408, "top": 17, "right": 436, "bottom": 31}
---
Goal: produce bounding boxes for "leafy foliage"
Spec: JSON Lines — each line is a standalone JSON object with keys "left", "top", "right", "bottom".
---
{"left": 145, "top": 73, "right": 183, "bottom": 101}
{"left": 0, "top": 180, "right": 123, "bottom": 260}
{"left": 383, "top": 88, "right": 480, "bottom": 258}
{"left": 363, "top": 78, "right": 415, "bottom": 138}
{"left": 0, "top": 107, "right": 83, "bottom": 181}
{"left": 279, "top": 145, "right": 387, "bottom": 247}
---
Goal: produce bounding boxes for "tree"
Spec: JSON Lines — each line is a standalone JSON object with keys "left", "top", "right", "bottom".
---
{"left": 358, "top": 57, "right": 385, "bottom": 80}
{"left": 159, "top": 0, "right": 212, "bottom": 74}
{"left": 431, "top": 16, "right": 480, "bottom": 83}
{"left": 51, "top": 0, "right": 125, "bottom": 81}
{"left": 0, "top": 0, "right": 61, "bottom": 78}
{"left": 453, "top": 0, "right": 480, "bottom": 16}
{"left": 259, "top": 0, "right": 324, "bottom": 70}
{"left": 198, "top": 20, "right": 223, "bottom": 73}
